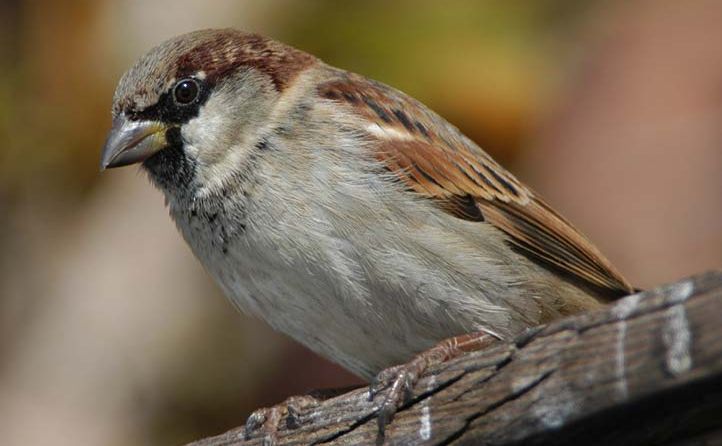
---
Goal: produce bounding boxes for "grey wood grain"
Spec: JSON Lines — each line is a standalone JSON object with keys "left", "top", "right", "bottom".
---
{"left": 189, "top": 272, "right": 722, "bottom": 446}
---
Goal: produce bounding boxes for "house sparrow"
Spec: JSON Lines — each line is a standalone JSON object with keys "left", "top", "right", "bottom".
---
{"left": 101, "top": 29, "right": 633, "bottom": 436}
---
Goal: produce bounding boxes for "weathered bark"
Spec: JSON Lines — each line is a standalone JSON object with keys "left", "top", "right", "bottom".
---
{"left": 189, "top": 272, "right": 722, "bottom": 445}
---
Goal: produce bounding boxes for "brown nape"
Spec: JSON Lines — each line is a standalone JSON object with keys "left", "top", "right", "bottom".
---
{"left": 173, "top": 29, "right": 317, "bottom": 91}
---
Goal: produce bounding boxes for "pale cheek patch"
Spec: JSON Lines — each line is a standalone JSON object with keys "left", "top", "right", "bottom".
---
{"left": 181, "top": 97, "right": 257, "bottom": 197}
{"left": 183, "top": 141, "right": 200, "bottom": 159}
{"left": 184, "top": 111, "right": 228, "bottom": 155}
{"left": 182, "top": 94, "right": 233, "bottom": 159}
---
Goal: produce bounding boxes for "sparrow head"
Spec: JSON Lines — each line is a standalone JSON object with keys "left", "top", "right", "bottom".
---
{"left": 100, "top": 28, "right": 316, "bottom": 193}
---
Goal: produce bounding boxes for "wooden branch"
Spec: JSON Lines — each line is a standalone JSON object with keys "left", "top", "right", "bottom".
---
{"left": 189, "top": 272, "right": 722, "bottom": 445}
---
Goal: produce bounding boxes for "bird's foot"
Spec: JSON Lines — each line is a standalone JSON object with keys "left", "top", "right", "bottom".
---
{"left": 243, "top": 384, "right": 363, "bottom": 445}
{"left": 368, "top": 331, "right": 498, "bottom": 440}
{"left": 244, "top": 394, "right": 320, "bottom": 445}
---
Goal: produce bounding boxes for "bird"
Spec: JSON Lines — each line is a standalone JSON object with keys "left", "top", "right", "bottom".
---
{"left": 100, "top": 28, "right": 633, "bottom": 438}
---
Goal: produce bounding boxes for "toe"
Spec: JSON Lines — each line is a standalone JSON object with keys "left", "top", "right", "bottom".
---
{"left": 244, "top": 409, "right": 268, "bottom": 439}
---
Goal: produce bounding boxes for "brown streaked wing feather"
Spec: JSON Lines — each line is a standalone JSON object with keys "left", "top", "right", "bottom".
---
{"left": 318, "top": 70, "right": 634, "bottom": 299}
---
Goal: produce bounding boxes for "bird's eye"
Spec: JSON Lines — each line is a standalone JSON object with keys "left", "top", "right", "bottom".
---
{"left": 173, "top": 79, "right": 199, "bottom": 104}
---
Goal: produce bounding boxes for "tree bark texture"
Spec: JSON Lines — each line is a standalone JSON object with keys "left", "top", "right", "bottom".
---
{"left": 189, "top": 272, "right": 722, "bottom": 446}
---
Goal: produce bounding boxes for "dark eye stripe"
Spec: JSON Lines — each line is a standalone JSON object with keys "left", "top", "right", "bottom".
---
{"left": 129, "top": 78, "right": 210, "bottom": 124}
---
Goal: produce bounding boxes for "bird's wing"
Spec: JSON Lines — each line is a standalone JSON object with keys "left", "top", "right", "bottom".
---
{"left": 318, "top": 71, "right": 633, "bottom": 299}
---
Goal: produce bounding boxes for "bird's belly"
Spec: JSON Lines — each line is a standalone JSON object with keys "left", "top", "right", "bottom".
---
{"left": 174, "top": 204, "right": 545, "bottom": 380}
{"left": 195, "top": 229, "right": 524, "bottom": 379}
{"left": 208, "top": 250, "right": 450, "bottom": 379}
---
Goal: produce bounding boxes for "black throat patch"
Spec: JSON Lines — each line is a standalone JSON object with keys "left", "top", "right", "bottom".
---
{"left": 142, "top": 127, "right": 197, "bottom": 193}
{"left": 130, "top": 77, "right": 213, "bottom": 193}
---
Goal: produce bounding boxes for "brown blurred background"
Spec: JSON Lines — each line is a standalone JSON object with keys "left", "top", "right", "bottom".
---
{"left": 1, "top": 1, "right": 720, "bottom": 444}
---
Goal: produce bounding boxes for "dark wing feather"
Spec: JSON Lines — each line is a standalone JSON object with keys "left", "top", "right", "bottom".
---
{"left": 318, "top": 71, "right": 634, "bottom": 299}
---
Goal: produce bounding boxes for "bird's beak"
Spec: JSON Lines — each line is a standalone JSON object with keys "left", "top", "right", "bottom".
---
{"left": 100, "top": 117, "right": 168, "bottom": 170}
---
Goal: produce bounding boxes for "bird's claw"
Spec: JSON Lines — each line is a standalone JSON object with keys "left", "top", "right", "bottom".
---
{"left": 369, "top": 358, "right": 426, "bottom": 440}
{"left": 243, "top": 395, "right": 320, "bottom": 445}
{"left": 367, "top": 331, "right": 497, "bottom": 441}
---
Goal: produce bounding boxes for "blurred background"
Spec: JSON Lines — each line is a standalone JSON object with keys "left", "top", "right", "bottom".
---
{"left": 1, "top": 1, "right": 721, "bottom": 444}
